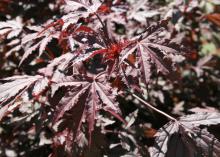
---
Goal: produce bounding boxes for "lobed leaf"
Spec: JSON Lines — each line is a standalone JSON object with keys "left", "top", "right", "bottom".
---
{"left": 150, "top": 112, "right": 220, "bottom": 157}
{"left": 53, "top": 73, "right": 122, "bottom": 150}
{"left": 0, "top": 75, "right": 49, "bottom": 120}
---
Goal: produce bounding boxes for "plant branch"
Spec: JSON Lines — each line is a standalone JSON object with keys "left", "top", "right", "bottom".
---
{"left": 130, "top": 92, "right": 176, "bottom": 121}
{"left": 94, "top": 13, "right": 111, "bottom": 45}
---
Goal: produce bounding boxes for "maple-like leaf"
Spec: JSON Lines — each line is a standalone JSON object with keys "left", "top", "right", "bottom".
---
{"left": 52, "top": 72, "right": 123, "bottom": 150}
{"left": 120, "top": 20, "right": 182, "bottom": 84}
{"left": 149, "top": 112, "right": 220, "bottom": 157}
{"left": 149, "top": 121, "right": 180, "bottom": 157}
{"left": 38, "top": 52, "right": 76, "bottom": 83}
{"left": 62, "top": 0, "right": 102, "bottom": 29}
{"left": 0, "top": 75, "right": 49, "bottom": 120}
{"left": 127, "top": 0, "right": 159, "bottom": 23}
{"left": 0, "top": 17, "right": 23, "bottom": 57}
{"left": 180, "top": 112, "right": 220, "bottom": 128}
{"left": 20, "top": 0, "right": 103, "bottom": 65}
{"left": 163, "top": 127, "right": 220, "bottom": 157}
{"left": 0, "top": 17, "right": 23, "bottom": 40}
{"left": 191, "top": 127, "right": 220, "bottom": 157}
{"left": 20, "top": 23, "right": 61, "bottom": 65}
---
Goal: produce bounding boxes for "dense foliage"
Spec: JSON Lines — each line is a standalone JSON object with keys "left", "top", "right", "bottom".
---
{"left": 0, "top": 0, "right": 220, "bottom": 157}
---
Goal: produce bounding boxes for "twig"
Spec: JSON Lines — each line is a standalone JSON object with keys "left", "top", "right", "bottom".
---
{"left": 130, "top": 92, "right": 176, "bottom": 121}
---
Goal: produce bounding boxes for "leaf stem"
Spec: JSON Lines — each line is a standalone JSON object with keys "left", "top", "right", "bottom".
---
{"left": 130, "top": 92, "right": 176, "bottom": 121}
